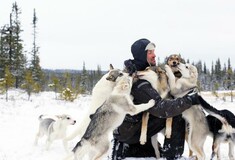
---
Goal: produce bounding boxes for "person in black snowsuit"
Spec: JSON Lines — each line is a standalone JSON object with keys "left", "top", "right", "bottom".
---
{"left": 112, "top": 38, "right": 201, "bottom": 160}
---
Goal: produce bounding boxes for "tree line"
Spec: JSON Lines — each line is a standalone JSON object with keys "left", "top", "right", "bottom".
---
{"left": 0, "top": 2, "right": 103, "bottom": 101}
{"left": 0, "top": 2, "right": 234, "bottom": 102}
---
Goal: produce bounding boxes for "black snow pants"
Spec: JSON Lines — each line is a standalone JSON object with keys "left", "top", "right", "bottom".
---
{"left": 114, "top": 114, "right": 186, "bottom": 159}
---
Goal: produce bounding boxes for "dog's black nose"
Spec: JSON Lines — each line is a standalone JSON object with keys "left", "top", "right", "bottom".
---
{"left": 172, "top": 61, "right": 178, "bottom": 67}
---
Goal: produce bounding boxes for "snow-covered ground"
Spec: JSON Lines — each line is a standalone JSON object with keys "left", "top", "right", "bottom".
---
{"left": 0, "top": 90, "right": 234, "bottom": 160}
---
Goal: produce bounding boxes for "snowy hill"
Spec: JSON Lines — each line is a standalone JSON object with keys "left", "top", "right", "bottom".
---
{"left": 0, "top": 90, "right": 234, "bottom": 160}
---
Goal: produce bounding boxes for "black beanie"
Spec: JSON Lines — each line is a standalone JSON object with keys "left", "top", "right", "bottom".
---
{"left": 131, "top": 38, "right": 150, "bottom": 71}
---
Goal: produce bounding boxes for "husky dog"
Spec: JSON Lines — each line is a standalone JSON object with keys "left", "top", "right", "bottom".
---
{"left": 65, "top": 64, "right": 124, "bottom": 142}
{"left": 165, "top": 63, "right": 229, "bottom": 160}
{"left": 34, "top": 114, "right": 76, "bottom": 151}
{"left": 165, "top": 54, "right": 185, "bottom": 78}
{"left": 65, "top": 74, "right": 155, "bottom": 160}
{"left": 137, "top": 66, "right": 170, "bottom": 158}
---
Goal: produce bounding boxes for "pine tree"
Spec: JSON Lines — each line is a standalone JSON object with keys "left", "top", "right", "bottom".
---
{"left": 21, "top": 70, "right": 35, "bottom": 100}
{"left": 48, "top": 74, "right": 61, "bottom": 99}
{"left": 80, "top": 62, "right": 88, "bottom": 94}
{"left": 0, "top": 25, "right": 11, "bottom": 77}
{"left": 75, "top": 74, "right": 81, "bottom": 95}
{"left": 0, "top": 66, "right": 15, "bottom": 101}
{"left": 203, "top": 62, "right": 207, "bottom": 74}
{"left": 226, "top": 58, "right": 234, "bottom": 102}
{"left": 10, "top": 2, "right": 27, "bottom": 88}
{"left": 215, "top": 58, "right": 222, "bottom": 82}
{"left": 60, "top": 72, "right": 77, "bottom": 101}
{"left": 195, "top": 60, "right": 202, "bottom": 74}
{"left": 29, "top": 8, "right": 43, "bottom": 90}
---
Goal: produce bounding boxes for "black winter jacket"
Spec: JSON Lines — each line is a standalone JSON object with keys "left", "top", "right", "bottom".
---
{"left": 131, "top": 79, "right": 193, "bottom": 118}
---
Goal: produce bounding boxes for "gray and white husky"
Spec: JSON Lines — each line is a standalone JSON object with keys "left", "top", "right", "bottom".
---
{"left": 65, "top": 74, "right": 155, "bottom": 160}
{"left": 165, "top": 63, "right": 229, "bottom": 160}
{"left": 34, "top": 114, "right": 76, "bottom": 151}
{"left": 65, "top": 64, "right": 125, "bottom": 143}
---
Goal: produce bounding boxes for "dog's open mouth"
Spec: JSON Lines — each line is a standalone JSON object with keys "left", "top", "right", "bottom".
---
{"left": 174, "top": 67, "right": 182, "bottom": 78}
{"left": 171, "top": 65, "right": 177, "bottom": 68}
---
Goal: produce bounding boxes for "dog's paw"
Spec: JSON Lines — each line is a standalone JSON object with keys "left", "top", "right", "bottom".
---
{"left": 164, "top": 65, "right": 172, "bottom": 76}
{"left": 164, "top": 64, "right": 171, "bottom": 71}
{"left": 148, "top": 99, "right": 155, "bottom": 106}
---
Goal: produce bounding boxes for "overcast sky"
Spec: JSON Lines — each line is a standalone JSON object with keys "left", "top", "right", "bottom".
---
{"left": 1, "top": 0, "right": 235, "bottom": 70}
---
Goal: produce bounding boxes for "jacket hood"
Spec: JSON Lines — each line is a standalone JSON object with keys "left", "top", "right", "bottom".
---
{"left": 131, "top": 38, "right": 150, "bottom": 71}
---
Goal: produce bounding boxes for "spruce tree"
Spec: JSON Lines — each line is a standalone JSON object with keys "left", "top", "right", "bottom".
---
{"left": 29, "top": 8, "right": 43, "bottom": 90}
{"left": 227, "top": 58, "right": 234, "bottom": 102}
{"left": 0, "top": 25, "right": 9, "bottom": 78}
{"left": 48, "top": 74, "right": 61, "bottom": 99}
{"left": 21, "top": 70, "right": 35, "bottom": 100}
{"left": 0, "top": 23, "right": 16, "bottom": 78}
{"left": 10, "top": 2, "right": 27, "bottom": 88}
{"left": 203, "top": 62, "right": 207, "bottom": 74}
{"left": 0, "top": 66, "right": 15, "bottom": 101}
{"left": 60, "top": 72, "right": 77, "bottom": 101}
{"left": 215, "top": 58, "right": 222, "bottom": 82}
{"left": 80, "top": 62, "right": 88, "bottom": 94}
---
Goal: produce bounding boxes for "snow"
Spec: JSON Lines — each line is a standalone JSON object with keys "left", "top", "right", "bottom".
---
{"left": 0, "top": 90, "right": 234, "bottom": 160}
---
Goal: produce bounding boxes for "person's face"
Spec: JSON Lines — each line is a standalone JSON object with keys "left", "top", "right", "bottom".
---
{"left": 147, "top": 50, "right": 156, "bottom": 66}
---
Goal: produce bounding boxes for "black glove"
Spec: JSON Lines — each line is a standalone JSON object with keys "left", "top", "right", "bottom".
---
{"left": 185, "top": 91, "right": 201, "bottom": 105}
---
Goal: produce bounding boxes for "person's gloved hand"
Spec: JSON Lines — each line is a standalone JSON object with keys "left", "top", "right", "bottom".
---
{"left": 185, "top": 90, "right": 201, "bottom": 105}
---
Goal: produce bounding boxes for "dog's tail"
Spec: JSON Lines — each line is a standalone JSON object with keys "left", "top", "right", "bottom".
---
{"left": 199, "top": 96, "right": 228, "bottom": 125}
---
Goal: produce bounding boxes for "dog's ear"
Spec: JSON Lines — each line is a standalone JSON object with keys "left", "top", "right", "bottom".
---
{"left": 180, "top": 57, "right": 186, "bottom": 64}
{"left": 177, "top": 54, "right": 186, "bottom": 64}
{"left": 164, "top": 56, "right": 169, "bottom": 65}
{"left": 110, "top": 64, "right": 114, "bottom": 70}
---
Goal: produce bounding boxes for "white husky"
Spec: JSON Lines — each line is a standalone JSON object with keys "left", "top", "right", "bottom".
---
{"left": 65, "top": 64, "right": 124, "bottom": 142}
{"left": 34, "top": 114, "right": 76, "bottom": 151}
{"left": 65, "top": 74, "right": 155, "bottom": 160}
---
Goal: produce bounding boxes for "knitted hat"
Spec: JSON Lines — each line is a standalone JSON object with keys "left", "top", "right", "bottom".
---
{"left": 131, "top": 38, "right": 155, "bottom": 71}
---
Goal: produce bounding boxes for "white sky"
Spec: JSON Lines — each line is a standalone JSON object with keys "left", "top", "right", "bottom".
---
{"left": 0, "top": 0, "right": 235, "bottom": 70}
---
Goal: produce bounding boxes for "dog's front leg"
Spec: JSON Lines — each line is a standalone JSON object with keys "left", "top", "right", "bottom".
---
{"left": 128, "top": 99, "right": 155, "bottom": 115}
{"left": 139, "top": 112, "right": 149, "bottom": 145}
{"left": 63, "top": 139, "right": 69, "bottom": 153}
{"left": 229, "top": 142, "right": 235, "bottom": 160}
{"left": 46, "top": 138, "right": 52, "bottom": 150}
{"left": 151, "top": 134, "right": 161, "bottom": 159}
{"left": 165, "top": 65, "right": 177, "bottom": 90}
{"left": 34, "top": 134, "right": 39, "bottom": 146}
{"left": 165, "top": 118, "right": 173, "bottom": 138}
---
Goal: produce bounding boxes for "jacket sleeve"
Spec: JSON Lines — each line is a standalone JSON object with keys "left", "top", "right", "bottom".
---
{"left": 131, "top": 80, "right": 193, "bottom": 118}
